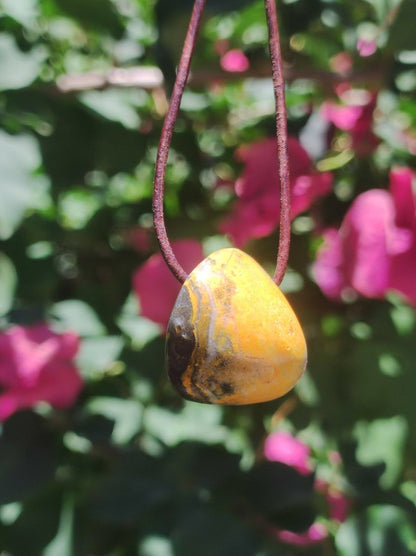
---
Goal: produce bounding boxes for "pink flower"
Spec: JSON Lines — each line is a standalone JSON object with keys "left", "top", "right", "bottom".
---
{"left": 357, "top": 38, "right": 377, "bottom": 57}
{"left": 264, "top": 431, "right": 313, "bottom": 475}
{"left": 315, "top": 478, "right": 350, "bottom": 523}
{"left": 265, "top": 435, "right": 349, "bottom": 544}
{"left": 322, "top": 91, "right": 379, "bottom": 156}
{"left": 218, "top": 137, "right": 332, "bottom": 247}
{"left": 387, "top": 168, "right": 416, "bottom": 303}
{"left": 313, "top": 167, "right": 416, "bottom": 305}
{"left": 327, "top": 490, "right": 350, "bottom": 523}
{"left": 0, "top": 324, "right": 83, "bottom": 420}
{"left": 277, "top": 523, "right": 327, "bottom": 546}
{"left": 329, "top": 52, "right": 353, "bottom": 75}
{"left": 132, "top": 239, "right": 204, "bottom": 332}
{"left": 220, "top": 49, "right": 250, "bottom": 72}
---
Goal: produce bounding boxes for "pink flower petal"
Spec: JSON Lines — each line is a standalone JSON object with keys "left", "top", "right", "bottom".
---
{"left": 314, "top": 190, "right": 394, "bottom": 300}
{"left": 341, "top": 190, "right": 394, "bottom": 298}
{"left": 220, "top": 49, "right": 250, "bottom": 73}
{"left": 357, "top": 38, "right": 377, "bottom": 57}
{"left": 264, "top": 431, "right": 312, "bottom": 475}
{"left": 219, "top": 137, "right": 332, "bottom": 246}
{"left": 0, "top": 324, "right": 83, "bottom": 420}
{"left": 132, "top": 240, "right": 204, "bottom": 332}
{"left": 313, "top": 228, "right": 347, "bottom": 300}
{"left": 387, "top": 168, "right": 416, "bottom": 303}
{"left": 219, "top": 192, "right": 279, "bottom": 248}
{"left": 322, "top": 103, "right": 361, "bottom": 130}
{"left": 327, "top": 491, "right": 350, "bottom": 523}
{"left": 322, "top": 93, "right": 378, "bottom": 156}
{"left": 390, "top": 167, "right": 416, "bottom": 231}
{"left": 389, "top": 243, "right": 416, "bottom": 305}
{"left": 277, "top": 523, "right": 327, "bottom": 546}
{"left": 291, "top": 173, "right": 332, "bottom": 218}
{"left": 314, "top": 167, "right": 416, "bottom": 305}
{"left": 0, "top": 362, "right": 83, "bottom": 420}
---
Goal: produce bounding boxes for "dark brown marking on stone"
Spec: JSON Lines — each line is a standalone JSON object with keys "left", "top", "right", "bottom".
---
{"left": 219, "top": 381, "right": 234, "bottom": 396}
{"left": 166, "top": 286, "right": 208, "bottom": 402}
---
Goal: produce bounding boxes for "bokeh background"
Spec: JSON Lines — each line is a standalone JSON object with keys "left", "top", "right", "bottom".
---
{"left": 1, "top": 0, "right": 416, "bottom": 554}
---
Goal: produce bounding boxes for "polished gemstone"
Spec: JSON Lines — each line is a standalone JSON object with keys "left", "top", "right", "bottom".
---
{"left": 166, "top": 248, "right": 307, "bottom": 405}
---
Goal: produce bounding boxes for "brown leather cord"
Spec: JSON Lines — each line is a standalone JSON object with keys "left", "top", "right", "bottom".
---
{"left": 153, "top": 0, "right": 290, "bottom": 285}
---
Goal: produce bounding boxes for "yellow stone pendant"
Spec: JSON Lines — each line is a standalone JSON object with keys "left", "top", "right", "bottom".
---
{"left": 166, "top": 248, "right": 307, "bottom": 405}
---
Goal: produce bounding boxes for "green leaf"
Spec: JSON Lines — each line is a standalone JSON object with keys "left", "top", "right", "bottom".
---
{"left": 0, "top": 130, "right": 49, "bottom": 239}
{"left": 53, "top": 0, "right": 124, "bottom": 37}
{"left": 2, "top": 489, "right": 61, "bottom": 555}
{"left": 0, "top": 252, "right": 17, "bottom": 316}
{"left": 76, "top": 336, "right": 124, "bottom": 378}
{"left": 71, "top": 414, "right": 114, "bottom": 445}
{"left": 0, "top": 34, "right": 46, "bottom": 90}
{"left": 85, "top": 397, "right": 143, "bottom": 444}
{"left": 43, "top": 496, "right": 74, "bottom": 556}
{"left": 354, "top": 417, "right": 408, "bottom": 489}
{"left": 340, "top": 441, "right": 386, "bottom": 497}
{"left": 40, "top": 98, "right": 148, "bottom": 183}
{"left": 156, "top": 0, "right": 253, "bottom": 21}
{"left": 49, "top": 300, "right": 106, "bottom": 337}
{"left": 242, "top": 461, "right": 316, "bottom": 531}
{"left": 117, "top": 293, "right": 161, "bottom": 349}
{"left": 58, "top": 189, "right": 102, "bottom": 230}
{"left": 86, "top": 451, "right": 171, "bottom": 523}
{"left": 171, "top": 504, "right": 260, "bottom": 556}
{"left": 336, "top": 505, "right": 416, "bottom": 556}
{"left": 164, "top": 443, "right": 241, "bottom": 492}
{"left": 311, "top": 302, "right": 416, "bottom": 456}
{"left": 388, "top": 0, "right": 416, "bottom": 51}
{"left": 1, "top": 0, "right": 39, "bottom": 27}
{"left": 79, "top": 89, "right": 144, "bottom": 130}
{"left": 0, "top": 411, "right": 58, "bottom": 504}
{"left": 139, "top": 536, "right": 174, "bottom": 556}
{"left": 365, "top": 0, "right": 402, "bottom": 22}
{"left": 390, "top": 300, "right": 416, "bottom": 336}
{"left": 295, "top": 370, "right": 320, "bottom": 407}
{"left": 143, "top": 403, "right": 228, "bottom": 447}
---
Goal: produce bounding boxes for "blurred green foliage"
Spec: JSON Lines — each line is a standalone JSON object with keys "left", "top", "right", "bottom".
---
{"left": 0, "top": 0, "right": 416, "bottom": 554}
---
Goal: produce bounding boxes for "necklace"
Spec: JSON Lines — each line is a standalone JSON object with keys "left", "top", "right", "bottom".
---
{"left": 153, "top": 0, "right": 307, "bottom": 404}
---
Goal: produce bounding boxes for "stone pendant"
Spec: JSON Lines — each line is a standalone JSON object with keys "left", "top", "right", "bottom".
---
{"left": 166, "top": 248, "right": 307, "bottom": 405}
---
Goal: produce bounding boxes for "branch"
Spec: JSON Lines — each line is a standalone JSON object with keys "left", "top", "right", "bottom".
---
{"left": 56, "top": 66, "right": 165, "bottom": 93}
{"left": 55, "top": 65, "right": 385, "bottom": 94}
